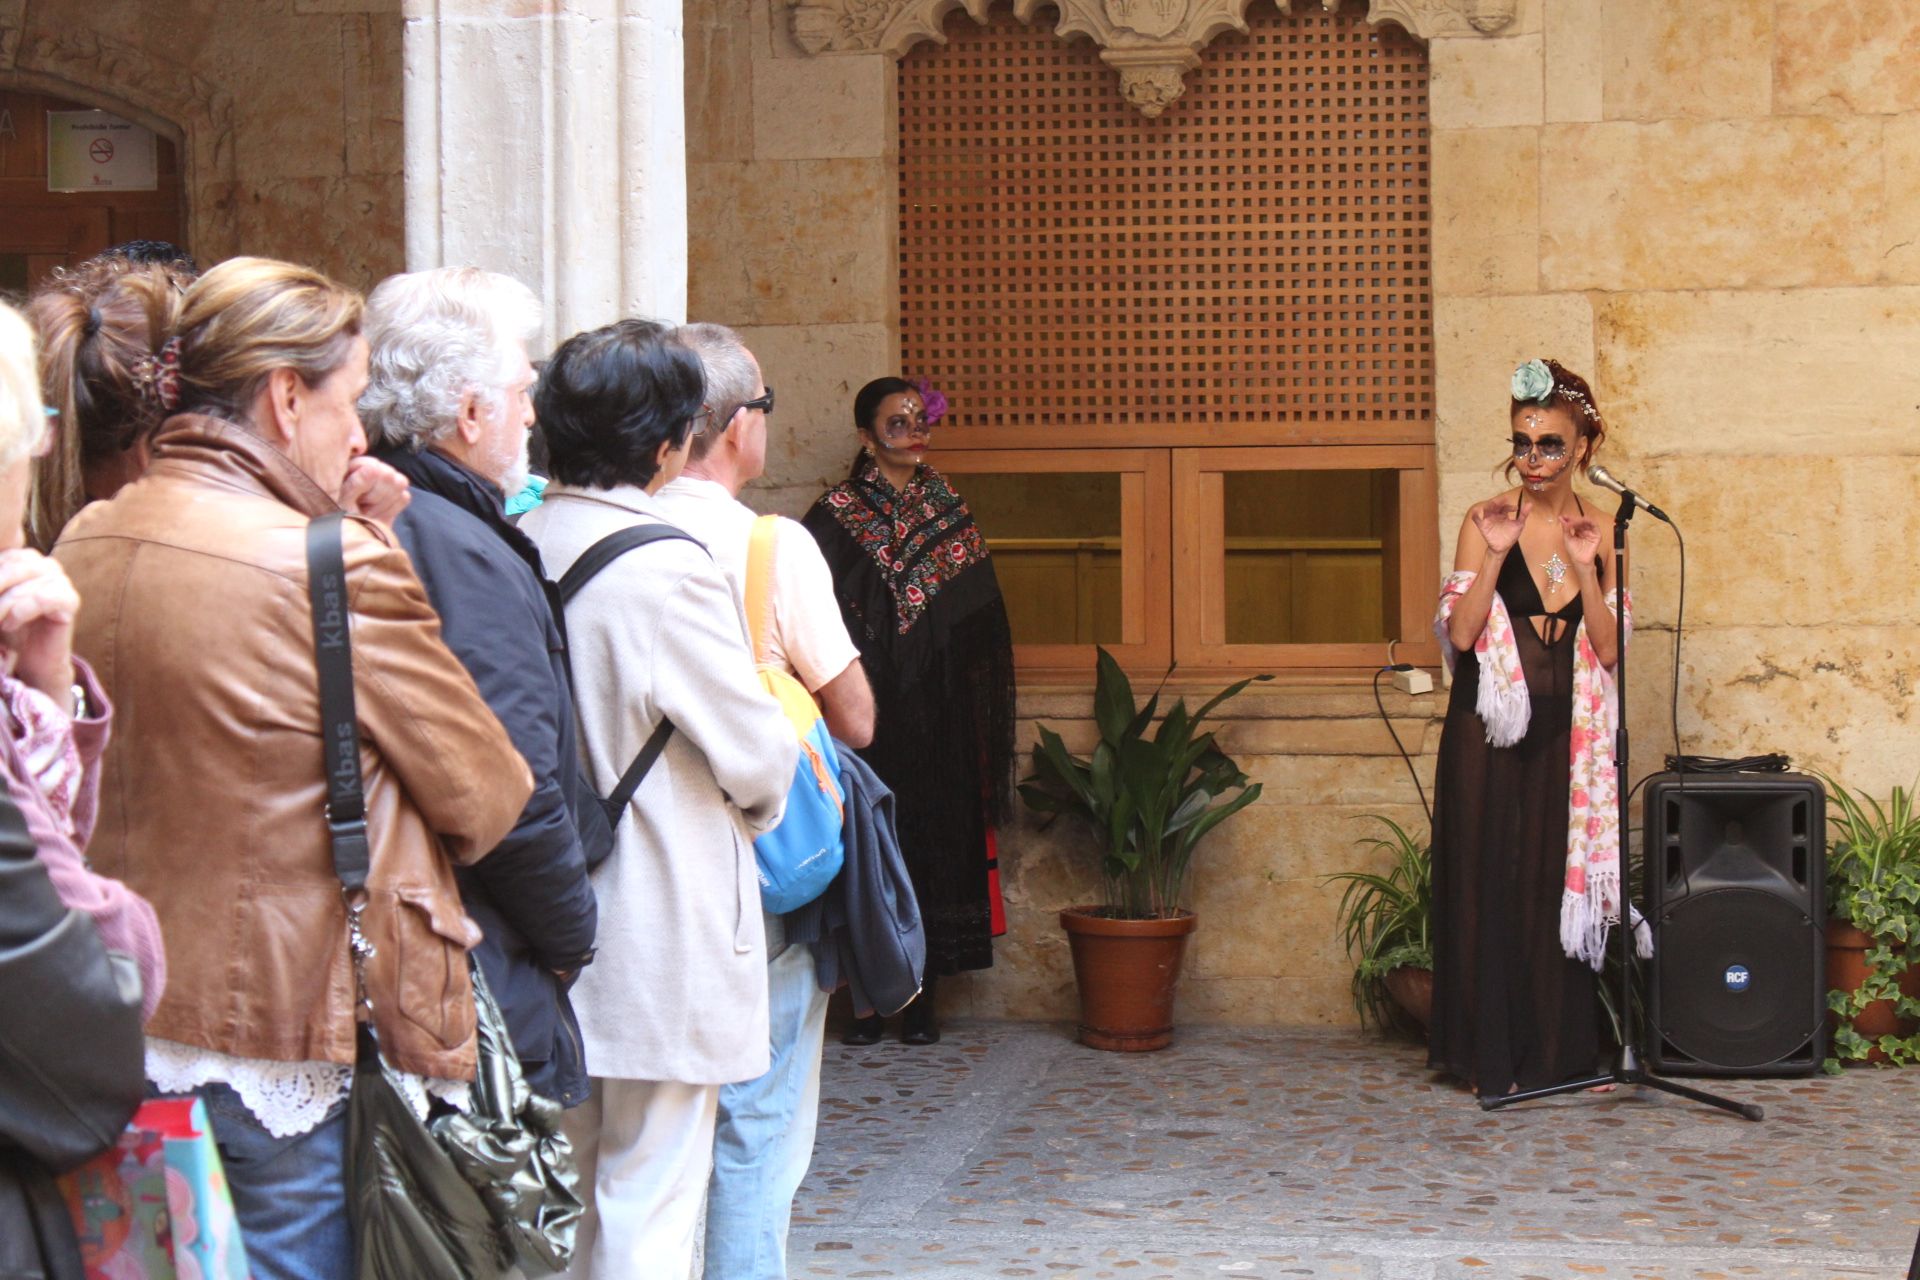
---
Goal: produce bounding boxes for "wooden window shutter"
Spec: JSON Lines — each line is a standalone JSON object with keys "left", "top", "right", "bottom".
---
{"left": 897, "top": 4, "right": 1434, "bottom": 444}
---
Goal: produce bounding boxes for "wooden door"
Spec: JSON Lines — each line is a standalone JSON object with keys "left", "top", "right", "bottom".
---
{"left": 0, "top": 90, "right": 185, "bottom": 296}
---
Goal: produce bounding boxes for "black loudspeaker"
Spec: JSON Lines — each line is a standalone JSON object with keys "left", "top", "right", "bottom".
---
{"left": 1642, "top": 772, "right": 1826, "bottom": 1076}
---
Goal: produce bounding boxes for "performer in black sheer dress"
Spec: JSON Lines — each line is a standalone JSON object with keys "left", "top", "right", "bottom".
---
{"left": 1429, "top": 358, "right": 1634, "bottom": 1097}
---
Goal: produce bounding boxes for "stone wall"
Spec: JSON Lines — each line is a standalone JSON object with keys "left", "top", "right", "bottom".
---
{"left": 689, "top": 0, "right": 1920, "bottom": 1029}
{"left": 1428, "top": 0, "right": 1920, "bottom": 810}
{"left": 683, "top": 0, "right": 1920, "bottom": 1027}
{"left": 685, "top": 0, "right": 897, "bottom": 512}
{"left": 1, "top": 0, "right": 405, "bottom": 292}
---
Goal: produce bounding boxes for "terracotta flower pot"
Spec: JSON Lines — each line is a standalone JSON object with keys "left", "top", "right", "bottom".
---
{"left": 1059, "top": 907, "right": 1197, "bottom": 1052}
{"left": 1825, "top": 918, "right": 1920, "bottom": 1064}
{"left": 1383, "top": 966, "right": 1434, "bottom": 1032}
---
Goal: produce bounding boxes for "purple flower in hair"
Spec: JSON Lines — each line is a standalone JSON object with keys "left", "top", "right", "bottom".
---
{"left": 913, "top": 378, "right": 949, "bottom": 425}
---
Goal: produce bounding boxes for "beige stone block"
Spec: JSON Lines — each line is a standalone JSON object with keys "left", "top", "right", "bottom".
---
{"left": 1427, "top": 33, "right": 1544, "bottom": 131}
{"left": 687, "top": 157, "right": 893, "bottom": 326}
{"left": 728, "top": 323, "right": 891, "bottom": 493}
{"left": 1886, "top": 116, "right": 1920, "bottom": 286}
{"left": 1776, "top": 0, "right": 1920, "bottom": 116}
{"left": 1539, "top": 118, "right": 1884, "bottom": 292}
{"left": 684, "top": 0, "right": 754, "bottom": 163}
{"left": 297, "top": 0, "right": 398, "bottom": 12}
{"left": 1244, "top": 754, "right": 1438, "bottom": 809}
{"left": 411, "top": 0, "right": 620, "bottom": 17}
{"left": 344, "top": 13, "right": 404, "bottom": 175}
{"left": 751, "top": 44, "right": 890, "bottom": 160}
{"left": 1601, "top": 0, "right": 1774, "bottom": 121}
{"left": 1621, "top": 455, "right": 1920, "bottom": 630}
{"left": 1618, "top": 626, "right": 1920, "bottom": 800}
{"left": 1431, "top": 292, "right": 1594, "bottom": 543}
{"left": 1594, "top": 288, "right": 1920, "bottom": 459}
{"left": 234, "top": 175, "right": 405, "bottom": 294}
{"left": 222, "top": 15, "right": 352, "bottom": 181}
{"left": 1543, "top": 0, "right": 1600, "bottom": 123}
{"left": 1214, "top": 717, "right": 1439, "bottom": 758}
{"left": 747, "top": 0, "right": 890, "bottom": 159}
{"left": 1430, "top": 127, "right": 1538, "bottom": 297}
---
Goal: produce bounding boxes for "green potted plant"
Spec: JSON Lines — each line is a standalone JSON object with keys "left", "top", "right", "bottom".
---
{"left": 1819, "top": 775, "right": 1920, "bottom": 1069}
{"left": 1325, "top": 816, "right": 1433, "bottom": 1035}
{"left": 1020, "top": 648, "right": 1268, "bottom": 1051}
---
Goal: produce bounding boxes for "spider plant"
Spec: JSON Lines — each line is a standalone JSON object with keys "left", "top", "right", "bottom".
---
{"left": 1324, "top": 816, "right": 1432, "bottom": 1032}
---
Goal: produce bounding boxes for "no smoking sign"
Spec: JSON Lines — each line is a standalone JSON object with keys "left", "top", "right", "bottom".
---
{"left": 47, "top": 110, "right": 156, "bottom": 192}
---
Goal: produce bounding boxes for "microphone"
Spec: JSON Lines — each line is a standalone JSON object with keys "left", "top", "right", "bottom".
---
{"left": 1587, "top": 464, "right": 1672, "bottom": 524}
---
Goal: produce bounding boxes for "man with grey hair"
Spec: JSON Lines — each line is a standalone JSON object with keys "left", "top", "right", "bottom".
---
{"left": 360, "top": 266, "right": 603, "bottom": 1111}
{"left": 654, "top": 322, "right": 874, "bottom": 1278}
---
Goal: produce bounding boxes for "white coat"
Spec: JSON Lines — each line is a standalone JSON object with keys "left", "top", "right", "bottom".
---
{"left": 523, "top": 483, "right": 797, "bottom": 1084}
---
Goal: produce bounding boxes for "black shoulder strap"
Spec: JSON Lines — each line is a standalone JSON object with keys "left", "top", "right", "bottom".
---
{"left": 305, "top": 512, "right": 370, "bottom": 893}
{"left": 556, "top": 522, "right": 703, "bottom": 604}
{"left": 554, "top": 520, "right": 706, "bottom": 829}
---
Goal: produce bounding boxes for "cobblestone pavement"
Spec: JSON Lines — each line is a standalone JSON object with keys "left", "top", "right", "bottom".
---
{"left": 789, "top": 1022, "right": 1920, "bottom": 1279}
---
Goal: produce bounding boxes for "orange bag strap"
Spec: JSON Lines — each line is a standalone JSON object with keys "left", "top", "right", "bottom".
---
{"left": 743, "top": 515, "right": 776, "bottom": 664}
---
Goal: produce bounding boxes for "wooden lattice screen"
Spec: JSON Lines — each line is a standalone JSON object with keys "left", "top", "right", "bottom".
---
{"left": 897, "top": 4, "right": 1433, "bottom": 433}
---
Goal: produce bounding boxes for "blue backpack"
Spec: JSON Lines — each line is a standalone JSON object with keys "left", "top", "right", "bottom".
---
{"left": 742, "top": 516, "right": 845, "bottom": 912}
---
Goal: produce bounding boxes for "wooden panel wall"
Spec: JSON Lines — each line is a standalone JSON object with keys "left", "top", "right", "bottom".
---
{"left": 898, "top": 5, "right": 1433, "bottom": 438}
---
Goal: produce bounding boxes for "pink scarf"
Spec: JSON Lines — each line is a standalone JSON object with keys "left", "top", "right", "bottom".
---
{"left": 1436, "top": 572, "right": 1649, "bottom": 970}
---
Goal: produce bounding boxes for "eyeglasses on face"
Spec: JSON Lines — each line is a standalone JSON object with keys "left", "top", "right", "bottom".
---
{"left": 738, "top": 385, "right": 774, "bottom": 416}
{"left": 1510, "top": 434, "right": 1569, "bottom": 462}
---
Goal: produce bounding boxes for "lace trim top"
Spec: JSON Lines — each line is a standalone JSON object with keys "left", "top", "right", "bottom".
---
{"left": 146, "top": 1037, "right": 472, "bottom": 1138}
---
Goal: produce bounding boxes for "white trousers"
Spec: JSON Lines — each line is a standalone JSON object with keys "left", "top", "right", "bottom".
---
{"left": 561, "top": 1077, "right": 721, "bottom": 1280}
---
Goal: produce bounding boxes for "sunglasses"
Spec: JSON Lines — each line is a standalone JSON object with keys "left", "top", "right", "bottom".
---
{"left": 1510, "top": 434, "right": 1569, "bottom": 462}
{"left": 738, "top": 386, "right": 774, "bottom": 416}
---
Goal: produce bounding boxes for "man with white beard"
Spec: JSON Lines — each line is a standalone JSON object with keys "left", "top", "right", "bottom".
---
{"left": 359, "top": 266, "right": 603, "bottom": 1112}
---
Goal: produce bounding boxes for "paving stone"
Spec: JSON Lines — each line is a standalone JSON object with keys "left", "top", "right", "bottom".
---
{"left": 789, "top": 1023, "right": 1920, "bottom": 1277}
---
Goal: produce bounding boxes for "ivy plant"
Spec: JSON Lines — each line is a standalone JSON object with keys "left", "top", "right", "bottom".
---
{"left": 1819, "top": 775, "right": 1920, "bottom": 1071}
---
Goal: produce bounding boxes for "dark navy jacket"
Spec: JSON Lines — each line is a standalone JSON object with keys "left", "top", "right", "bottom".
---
{"left": 380, "top": 445, "right": 597, "bottom": 1106}
{"left": 785, "top": 742, "right": 926, "bottom": 1018}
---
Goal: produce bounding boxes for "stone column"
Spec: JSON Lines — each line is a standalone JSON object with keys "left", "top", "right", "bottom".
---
{"left": 402, "top": 0, "right": 687, "bottom": 342}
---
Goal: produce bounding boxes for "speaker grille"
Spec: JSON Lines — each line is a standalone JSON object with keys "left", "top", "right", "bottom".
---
{"left": 1654, "top": 888, "right": 1819, "bottom": 1069}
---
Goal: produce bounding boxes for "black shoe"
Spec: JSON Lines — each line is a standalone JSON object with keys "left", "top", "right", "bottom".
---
{"left": 901, "top": 999, "right": 939, "bottom": 1045}
{"left": 840, "top": 1015, "right": 882, "bottom": 1046}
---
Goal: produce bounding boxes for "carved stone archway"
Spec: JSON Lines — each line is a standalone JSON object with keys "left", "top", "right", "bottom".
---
{"left": 788, "top": 0, "right": 1516, "bottom": 114}
{"left": 0, "top": 3, "right": 238, "bottom": 259}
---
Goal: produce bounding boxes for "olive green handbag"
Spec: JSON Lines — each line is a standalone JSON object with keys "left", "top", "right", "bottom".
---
{"left": 308, "top": 512, "right": 582, "bottom": 1278}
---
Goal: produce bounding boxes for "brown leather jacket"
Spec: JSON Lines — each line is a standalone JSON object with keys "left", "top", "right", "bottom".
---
{"left": 54, "top": 415, "right": 534, "bottom": 1080}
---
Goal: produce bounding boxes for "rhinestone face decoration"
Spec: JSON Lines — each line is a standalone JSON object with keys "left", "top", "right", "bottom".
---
{"left": 1542, "top": 552, "right": 1569, "bottom": 593}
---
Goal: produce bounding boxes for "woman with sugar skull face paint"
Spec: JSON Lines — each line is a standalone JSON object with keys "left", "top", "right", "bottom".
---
{"left": 1426, "top": 358, "right": 1637, "bottom": 1098}
{"left": 802, "top": 377, "right": 1016, "bottom": 1048}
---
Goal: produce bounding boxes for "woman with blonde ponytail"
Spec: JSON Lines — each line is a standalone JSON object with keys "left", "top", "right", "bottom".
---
{"left": 24, "top": 258, "right": 191, "bottom": 549}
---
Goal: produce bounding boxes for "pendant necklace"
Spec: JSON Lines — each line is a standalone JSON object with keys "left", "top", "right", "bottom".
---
{"left": 1542, "top": 552, "right": 1568, "bottom": 594}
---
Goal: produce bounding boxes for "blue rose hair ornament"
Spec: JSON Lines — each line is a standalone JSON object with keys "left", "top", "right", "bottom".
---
{"left": 1511, "top": 358, "right": 1554, "bottom": 403}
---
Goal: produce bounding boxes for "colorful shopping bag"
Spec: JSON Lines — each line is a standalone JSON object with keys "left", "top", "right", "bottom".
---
{"left": 60, "top": 1095, "right": 251, "bottom": 1280}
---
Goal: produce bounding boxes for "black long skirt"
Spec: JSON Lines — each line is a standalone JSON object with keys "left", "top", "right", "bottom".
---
{"left": 1427, "top": 583, "right": 1605, "bottom": 1095}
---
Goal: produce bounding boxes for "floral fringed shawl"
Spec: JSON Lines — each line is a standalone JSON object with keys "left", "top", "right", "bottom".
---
{"left": 1435, "top": 571, "right": 1651, "bottom": 970}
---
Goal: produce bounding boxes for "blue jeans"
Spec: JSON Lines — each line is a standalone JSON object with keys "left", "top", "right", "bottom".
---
{"left": 704, "top": 933, "right": 830, "bottom": 1279}
{"left": 199, "top": 1083, "right": 352, "bottom": 1280}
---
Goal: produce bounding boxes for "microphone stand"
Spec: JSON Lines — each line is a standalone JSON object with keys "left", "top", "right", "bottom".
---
{"left": 1481, "top": 491, "right": 1763, "bottom": 1121}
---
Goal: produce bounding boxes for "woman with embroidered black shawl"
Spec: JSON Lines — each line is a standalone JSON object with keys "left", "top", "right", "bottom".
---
{"left": 802, "top": 377, "right": 1016, "bottom": 1046}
